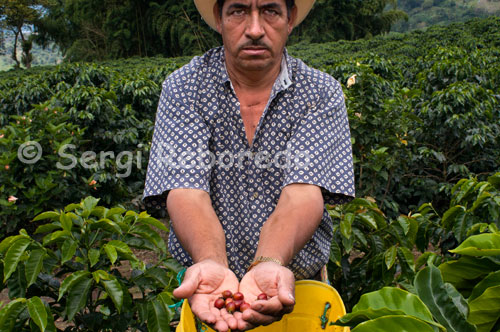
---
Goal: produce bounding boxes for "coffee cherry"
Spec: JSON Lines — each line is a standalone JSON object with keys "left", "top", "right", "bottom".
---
{"left": 214, "top": 298, "right": 225, "bottom": 309}
{"left": 233, "top": 292, "right": 244, "bottom": 301}
{"left": 222, "top": 290, "right": 233, "bottom": 299}
{"left": 225, "top": 297, "right": 234, "bottom": 306}
{"left": 226, "top": 301, "right": 236, "bottom": 314}
{"left": 233, "top": 299, "right": 243, "bottom": 310}
{"left": 240, "top": 302, "right": 251, "bottom": 312}
{"left": 257, "top": 293, "right": 268, "bottom": 301}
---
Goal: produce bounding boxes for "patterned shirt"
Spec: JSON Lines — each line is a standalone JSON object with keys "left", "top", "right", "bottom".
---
{"left": 143, "top": 46, "right": 355, "bottom": 279}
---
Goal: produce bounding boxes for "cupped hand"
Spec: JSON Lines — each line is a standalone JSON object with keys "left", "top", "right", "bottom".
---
{"left": 173, "top": 260, "right": 240, "bottom": 332}
{"left": 234, "top": 262, "right": 296, "bottom": 331}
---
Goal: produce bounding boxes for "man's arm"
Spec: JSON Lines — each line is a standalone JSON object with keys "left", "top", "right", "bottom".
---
{"left": 236, "top": 183, "right": 324, "bottom": 330}
{"left": 168, "top": 188, "right": 239, "bottom": 332}
{"left": 167, "top": 188, "right": 227, "bottom": 265}
{"left": 256, "top": 183, "right": 324, "bottom": 265}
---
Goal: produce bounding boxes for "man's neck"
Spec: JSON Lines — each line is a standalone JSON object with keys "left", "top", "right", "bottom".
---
{"left": 224, "top": 53, "right": 282, "bottom": 92}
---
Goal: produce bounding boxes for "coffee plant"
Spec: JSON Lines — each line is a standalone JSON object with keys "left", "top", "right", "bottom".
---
{"left": 0, "top": 197, "right": 181, "bottom": 331}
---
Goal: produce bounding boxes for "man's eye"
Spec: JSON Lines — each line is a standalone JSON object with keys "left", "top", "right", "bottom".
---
{"left": 231, "top": 9, "right": 246, "bottom": 16}
{"left": 264, "top": 9, "right": 278, "bottom": 15}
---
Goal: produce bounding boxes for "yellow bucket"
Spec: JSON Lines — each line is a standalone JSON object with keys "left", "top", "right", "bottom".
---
{"left": 177, "top": 280, "right": 350, "bottom": 331}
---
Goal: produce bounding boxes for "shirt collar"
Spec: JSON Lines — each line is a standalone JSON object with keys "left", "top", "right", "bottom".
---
{"left": 220, "top": 47, "right": 293, "bottom": 91}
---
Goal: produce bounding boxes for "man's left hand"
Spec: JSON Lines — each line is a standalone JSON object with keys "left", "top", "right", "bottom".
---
{"left": 234, "top": 262, "right": 295, "bottom": 331}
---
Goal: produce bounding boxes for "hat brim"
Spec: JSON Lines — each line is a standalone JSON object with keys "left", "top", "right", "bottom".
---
{"left": 194, "top": 0, "right": 315, "bottom": 31}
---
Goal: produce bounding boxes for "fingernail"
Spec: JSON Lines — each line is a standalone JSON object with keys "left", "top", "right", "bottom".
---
{"left": 288, "top": 293, "right": 295, "bottom": 302}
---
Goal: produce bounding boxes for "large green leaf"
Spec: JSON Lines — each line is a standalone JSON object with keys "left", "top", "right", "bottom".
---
{"left": 468, "top": 285, "right": 500, "bottom": 332}
{"left": 102, "top": 278, "right": 124, "bottom": 313}
{"left": 440, "top": 256, "right": 499, "bottom": 288}
{"left": 59, "top": 213, "right": 73, "bottom": 232}
{"left": 350, "top": 315, "right": 435, "bottom": 332}
{"left": 0, "top": 298, "right": 27, "bottom": 330}
{"left": 450, "top": 233, "right": 500, "bottom": 256}
{"left": 351, "top": 287, "right": 437, "bottom": 327}
{"left": 415, "top": 265, "right": 476, "bottom": 332}
{"left": 32, "top": 211, "right": 60, "bottom": 222}
{"left": 0, "top": 235, "right": 28, "bottom": 254}
{"left": 469, "top": 271, "right": 500, "bottom": 301}
{"left": 25, "top": 249, "right": 45, "bottom": 287}
{"left": 65, "top": 275, "right": 93, "bottom": 321}
{"left": 3, "top": 237, "right": 31, "bottom": 282}
{"left": 58, "top": 271, "right": 91, "bottom": 301}
{"left": 137, "top": 213, "right": 168, "bottom": 231}
{"left": 384, "top": 246, "right": 397, "bottom": 270}
{"left": 27, "top": 297, "right": 47, "bottom": 332}
{"left": 60, "top": 239, "right": 77, "bottom": 264}
{"left": 147, "top": 297, "right": 171, "bottom": 332}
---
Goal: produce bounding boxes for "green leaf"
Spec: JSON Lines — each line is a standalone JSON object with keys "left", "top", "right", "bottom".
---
{"left": 351, "top": 287, "right": 435, "bottom": 325}
{"left": 91, "top": 218, "right": 123, "bottom": 234}
{"left": 102, "top": 278, "right": 124, "bottom": 313}
{"left": 58, "top": 271, "right": 91, "bottom": 301}
{"left": 104, "top": 244, "right": 118, "bottom": 264}
{"left": 82, "top": 197, "right": 100, "bottom": 217}
{"left": 25, "top": 249, "right": 45, "bottom": 287}
{"left": 341, "top": 213, "right": 354, "bottom": 239}
{"left": 449, "top": 233, "right": 500, "bottom": 256}
{"left": 415, "top": 265, "right": 476, "bottom": 332}
{"left": 105, "top": 207, "right": 126, "bottom": 218}
{"left": 358, "top": 213, "right": 378, "bottom": 230}
{"left": 137, "top": 215, "right": 168, "bottom": 232}
{"left": 107, "top": 240, "right": 137, "bottom": 261}
{"left": 330, "top": 238, "right": 342, "bottom": 266}
{"left": 34, "top": 224, "right": 61, "bottom": 234}
{"left": 59, "top": 213, "right": 73, "bottom": 232}
{"left": 0, "top": 234, "right": 28, "bottom": 255}
{"left": 397, "top": 216, "right": 410, "bottom": 235}
{"left": 33, "top": 211, "right": 60, "bottom": 222}
{"left": 350, "top": 315, "right": 435, "bottom": 332}
{"left": 468, "top": 285, "right": 500, "bottom": 332}
{"left": 0, "top": 298, "right": 27, "bottom": 329}
{"left": 147, "top": 297, "right": 171, "bottom": 332}
{"left": 397, "top": 247, "right": 416, "bottom": 273}
{"left": 469, "top": 271, "right": 500, "bottom": 301}
{"left": 65, "top": 275, "right": 93, "bottom": 321}
{"left": 88, "top": 248, "right": 100, "bottom": 267}
{"left": 27, "top": 297, "right": 47, "bottom": 332}
{"left": 440, "top": 256, "right": 499, "bottom": 288}
{"left": 444, "top": 283, "right": 469, "bottom": 318}
{"left": 384, "top": 246, "right": 398, "bottom": 270}
{"left": 60, "top": 239, "right": 77, "bottom": 264}
{"left": 4, "top": 238, "right": 31, "bottom": 282}
{"left": 442, "top": 206, "right": 466, "bottom": 229}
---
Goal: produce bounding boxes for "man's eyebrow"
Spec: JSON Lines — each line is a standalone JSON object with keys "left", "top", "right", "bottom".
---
{"left": 258, "top": 2, "right": 282, "bottom": 10}
{"left": 227, "top": 3, "right": 250, "bottom": 11}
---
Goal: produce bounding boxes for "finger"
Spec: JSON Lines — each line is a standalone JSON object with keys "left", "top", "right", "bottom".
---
{"left": 241, "top": 307, "right": 281, "bottom": 327}
{"left": 173, "top": 267, "right": 200, "bottom": 299}
{"left": 277, "top": 269, "right": 295, "bottom": 307}
{"left": 219, "top": 308, "right": 238, "bottom": 330}
{"left": 250, "top": 296, "right": 284, "bottom": 315}
{"left": 233, "top": 311, "right": 255, "bottom": 331}
{"left": 190, "top": 295, "right": 217, "bottom": 325}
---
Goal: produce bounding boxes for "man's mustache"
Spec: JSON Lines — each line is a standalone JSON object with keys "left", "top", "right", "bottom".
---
{"left": 239, "top": 40, "right": 270, "bottom": 50}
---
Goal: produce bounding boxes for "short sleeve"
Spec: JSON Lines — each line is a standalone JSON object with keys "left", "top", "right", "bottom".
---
{"left": 282, "top": 79, "right": 355, "bottom": 205}
{"left": 142, "top": 74, "right": 212, "bottom": 213}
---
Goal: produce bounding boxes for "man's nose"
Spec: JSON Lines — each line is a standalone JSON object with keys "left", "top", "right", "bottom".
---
{"left": 245, "top": 11, "right": 265, "bottom": 40}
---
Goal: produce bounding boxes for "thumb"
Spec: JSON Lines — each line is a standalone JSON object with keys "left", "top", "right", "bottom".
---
{"left": 173, "top": 266, "right": 200, "bottom": 299}
{"left": 277, "top": 268, "right": 295, "bottom": 306}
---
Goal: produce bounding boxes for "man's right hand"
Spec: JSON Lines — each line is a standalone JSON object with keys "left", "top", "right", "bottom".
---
{"left": 173, "top": 260, "right": 240, "bottom": 332}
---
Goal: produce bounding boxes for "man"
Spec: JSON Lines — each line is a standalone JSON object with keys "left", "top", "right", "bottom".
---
{"left": 143, "top": 0, "right": 354, "bottom": 331}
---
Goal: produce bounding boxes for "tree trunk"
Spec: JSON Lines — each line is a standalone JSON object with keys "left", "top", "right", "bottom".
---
{"left": 11, "top": 30, "right": 20, "bottom": 68}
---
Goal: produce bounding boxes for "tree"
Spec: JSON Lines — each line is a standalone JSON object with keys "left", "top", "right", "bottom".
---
{"left": 0, "top": 0, "right": 47, "bottom": 69}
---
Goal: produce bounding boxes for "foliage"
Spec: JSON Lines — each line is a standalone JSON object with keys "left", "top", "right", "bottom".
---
{"left": 393, "top": 0, "right": 500, "bottom": 32}
{"left": 327, "top": 173, "right": 500, "bottom": 311}
{"left": 0, "top": 197, "right": 181, "bottom": 332}
{"left": 330, "top": 173, "right": 500, "bottom": 331}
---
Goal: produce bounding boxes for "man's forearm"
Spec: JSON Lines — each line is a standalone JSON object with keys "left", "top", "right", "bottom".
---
{"left": 255, "top": 184, "right": 324, "bottom": 266}
{"left": 167, "top": 188, "right": 228, "bottom": 266}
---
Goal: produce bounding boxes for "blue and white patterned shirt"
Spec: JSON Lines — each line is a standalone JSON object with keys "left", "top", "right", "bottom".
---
{"left": 143, "top": 46, "right": 355, "bottom": 279}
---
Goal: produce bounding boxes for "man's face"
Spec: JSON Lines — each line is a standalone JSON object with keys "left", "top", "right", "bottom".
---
{"left": 214, "top": 0, "right": 297, "bottom": 72}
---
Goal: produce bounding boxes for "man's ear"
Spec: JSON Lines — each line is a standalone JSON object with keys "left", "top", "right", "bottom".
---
{"left": 287, "top": 5, "right": 298, "bottom": 35}
{"left": 213, "top": 2, "right": 222, "bottom": 34}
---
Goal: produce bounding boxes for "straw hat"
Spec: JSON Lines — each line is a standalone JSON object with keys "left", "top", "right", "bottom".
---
{"left": 194, "top": 0, "right": 316, "bottom": 30}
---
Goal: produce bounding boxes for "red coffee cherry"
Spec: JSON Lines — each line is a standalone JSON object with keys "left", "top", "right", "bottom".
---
{"left": 222, "top": 290, "right": 233, "bottom": 299}
{"left": 225, "top": 297, "right": 234, "bottom": 306}
{"left": 214, "top": 298, "right": 225, "bottom": 309}
{"left": 233, "top": 292, "right": 244, "bottom": 301}
{"left": 233, "top": 299, "right": 243, "bottom": 310}
{"left": 226, "top": 301, "right": 236, "bottom": 314}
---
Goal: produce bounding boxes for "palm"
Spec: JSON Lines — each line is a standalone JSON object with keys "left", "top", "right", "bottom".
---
{"left": 239, "top": 269, "right": 278, "bottom": 303}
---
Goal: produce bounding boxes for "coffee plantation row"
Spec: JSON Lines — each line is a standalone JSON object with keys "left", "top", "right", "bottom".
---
{"left": 0, "top": 17, "right": 499, "bottom": 331}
